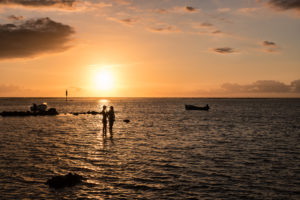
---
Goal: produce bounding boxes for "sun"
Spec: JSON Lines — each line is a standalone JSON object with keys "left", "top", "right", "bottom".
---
{"left": 94, "top": 69, "right": 115, "bottom": 91}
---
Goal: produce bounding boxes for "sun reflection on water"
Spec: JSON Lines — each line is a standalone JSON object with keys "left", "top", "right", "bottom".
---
{"left": 99, "top": 99, "right": 109, "bottom": 103}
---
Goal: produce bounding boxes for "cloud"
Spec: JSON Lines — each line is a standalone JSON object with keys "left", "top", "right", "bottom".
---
{"left": 268, "top": 0, "right": 300, "bottom": 10}
{"left": 192, "top": 22, "right": 227, "bottom": 37}
{"left": 187, "top": 79, "right": 300, "bottom": 97}
{"left": 238, "top": 7, "right": 262, "bottom": 14}
{"left": 211, "top": 30, "right": 222, "bottom": 34}
{"left": 0, "top": 0, "right": 112, "bottom": 11}
{"left": 222, "top": 80, "right": 289, "bottom": 93}
{"left": 0, "top": 17, "right": 75, "bottom": 59}
{"left": 0, "top": 84, "right": 22, "bottom": 93}
{"left": 261, "top": 40, "right": 280, "bottom": 53}
{"left": 0, "top": 84, "right": 39, "bottom": 96}
{"left": 7, "top": 15, "right": 24, "bottom": 20}
{"left": 185, "top": 6, "right": 198, "bottom": 12}
{"left": 113, "top": 0, "right": 131, "bottom": 6}
{"left": 108, "top": 17, "right": 139, "bottom": 26}
{"left": 152, "top": 8, "right": 168, "bottom": 14}
{"left": 119, "top": 18, "right": 139, "bottom": 25}
{"left": 291, "top": 79, "right": 300, "bottom": 92}
{"left": 221, "top": 80, "right": 300, "bottom": 94}
{"left": 217, "top": 8, "right": 231, "bottom": 13}
{"left": 212, "top": 47, "right": 236, "bottom": 54}
{"left": 172, "top": 6, "right": 200, "bottom": 14}
{"left": 262, "top": 40, "right": 276, "bottom": 46}
{"left": 0, "top": 0, "right": 77, "bottom": 9}
{"left": 199, "top": 22, "right": 213, "bottom": 27}
{"left": 148, "top": 25, "right": 180, "bottom": 33}
{"left": 191, "top": 22, "right": 214, "bottom": 30}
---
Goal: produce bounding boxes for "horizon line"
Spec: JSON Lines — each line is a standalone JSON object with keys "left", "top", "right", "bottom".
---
{"left": 0, "top": 96, "right": 299, "bottom": 99}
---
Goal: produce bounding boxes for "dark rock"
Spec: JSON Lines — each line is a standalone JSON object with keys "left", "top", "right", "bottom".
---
{"left": 47, "top": 108, "right": 58, "bottom": 115}
{"left": 0, "top": 109, "right": 58, "bottom": 117}
{"left": 87, "top": 111, "right": 99, "bottom": 115}
{"left": 123, "top": 119, "right": 130, "bottom": 123}
{"left": 46, "top": 173, "right": 84, "bottom": 189}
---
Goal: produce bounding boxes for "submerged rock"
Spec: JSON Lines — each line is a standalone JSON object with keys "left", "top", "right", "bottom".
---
{"left": 46, "top": 173, "right": 84, "bottom": 189}
{"left": 123, "top": 119, "right": 130, "bottom": 123}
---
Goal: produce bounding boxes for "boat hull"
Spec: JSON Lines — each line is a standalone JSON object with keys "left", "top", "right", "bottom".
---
{"left": 185, "top": 104, "right": 209, "bottom": 111}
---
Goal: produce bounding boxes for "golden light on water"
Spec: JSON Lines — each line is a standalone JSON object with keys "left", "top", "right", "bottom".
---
{"left": 99, "top": 99, "right": 109, "bottom": 103}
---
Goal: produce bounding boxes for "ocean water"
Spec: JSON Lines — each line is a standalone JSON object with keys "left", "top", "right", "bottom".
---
{"left": 0, "top": 98, "right": 299, "bottom": 200}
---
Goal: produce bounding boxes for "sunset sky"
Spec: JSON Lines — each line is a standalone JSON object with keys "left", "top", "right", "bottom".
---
{"left": 0, "top": 0, "right": 299, "bottom": 97}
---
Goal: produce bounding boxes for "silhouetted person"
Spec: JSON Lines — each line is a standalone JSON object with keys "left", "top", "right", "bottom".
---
{"left": 100, "top": 105, "right": 108, "bottom": 135}
{"left": 31, "top": 103, "right": 37, "bottom": 113}
{"left": 108, "top": 106, "right": 115, "bottom": 134}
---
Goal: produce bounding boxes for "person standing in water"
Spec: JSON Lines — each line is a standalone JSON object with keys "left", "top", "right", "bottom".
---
{"left": 108, "top": 106, "right": 115, "bottom": 134}
{"left": 100, "top": 105, "right": 108, "bottom": 135}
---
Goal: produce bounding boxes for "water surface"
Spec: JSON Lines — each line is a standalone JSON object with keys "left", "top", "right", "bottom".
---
{"left": 0, "top": 98, "right": 299, "bottom": 199}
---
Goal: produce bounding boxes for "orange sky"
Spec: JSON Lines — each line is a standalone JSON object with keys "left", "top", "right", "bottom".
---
{"left": 0, "top": 0, "right": 299, "bottom": 97}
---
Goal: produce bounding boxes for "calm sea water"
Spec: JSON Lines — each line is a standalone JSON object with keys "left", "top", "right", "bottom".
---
{"left": 0, "top": 98, "right": 299, "bottom": 200}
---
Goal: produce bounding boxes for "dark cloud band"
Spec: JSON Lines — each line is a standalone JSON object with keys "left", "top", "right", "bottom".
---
{"left": 0, "top": 0, "right": 76, "bottom": 8}
{"left": 0, "top": 17, "right": 74, "bottom": 59}
{"left": 268, "top": 0, "right": 300, "bottom": 10}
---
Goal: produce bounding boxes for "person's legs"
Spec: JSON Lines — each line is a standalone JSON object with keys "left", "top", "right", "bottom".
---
{"left": 103, "top": 121, "right": 107, "bottom": 136}
{"left": 109, "top": 120, "right": 114, "bottom": 132}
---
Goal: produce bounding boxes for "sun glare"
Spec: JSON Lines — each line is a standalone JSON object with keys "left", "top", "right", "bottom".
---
{"left": 94, "top": 69, "right": 115, "bottom": 91}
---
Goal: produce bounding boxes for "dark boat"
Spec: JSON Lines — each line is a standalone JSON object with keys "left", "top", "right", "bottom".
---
{"left": 185, "top": 104, "right": 209, "bottom": 111}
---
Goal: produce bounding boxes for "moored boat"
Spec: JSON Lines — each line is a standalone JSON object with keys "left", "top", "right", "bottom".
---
{"left": 185, "top": 104, "right": 209, "bottom": 110}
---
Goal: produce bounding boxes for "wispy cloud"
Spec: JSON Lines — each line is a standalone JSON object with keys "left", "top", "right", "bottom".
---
{"left": 152, "top": 8, "right": 168, "bottom": 14}
{"left": 261, "top": 40, "right": 280, "bottom": 53}
{"left": 0, "top": 84, "right": 39, "bottom": 96}
{"left": 217, "top": 8, "right": 231, "bottom": 13}
{"left": 191, "top": 22, "right": 227, "bottom": 37}
{"left": 237, "top": 7, "right": 263, "bottom": 15}
{"left": 0, "top": 17, "right": 75, "bottom": 59}
{"left": 268, "top": 0, "right": 300, "bottom": 11}
{"left": 7, "top": 14, "right": 24, "bottom": 20}
{"left": 189, "top": 79, "right": 300, "bottom": 97}
{"left": 185, "top": 6, "right": 199, "bottom": 12}
{"left": 108, "top": 17, "right": 139, "bottom": 26}
{"left": 194, "top": 22, "right": 214, "bottom": 28}
{"left": 221, "top": 79, "right": 300, "bottom": 93}
{"left": 212, "top": 47, "right": 237, "bottom": 54}
{"left": 113, "top": 0, "right": 131, "bottom": 6}
{"left": 148, "top": 24, "right": 180, "bottom": 33}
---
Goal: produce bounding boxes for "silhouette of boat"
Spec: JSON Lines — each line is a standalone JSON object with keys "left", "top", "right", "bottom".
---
{"left": 185, "top": 104, "right": 209, "bottom": 111}
{"left": 30, "top": 102, "right": 47, "bottom": 112}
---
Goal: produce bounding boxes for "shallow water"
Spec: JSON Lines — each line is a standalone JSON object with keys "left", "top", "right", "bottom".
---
{"left": 0, "top": 98, "right": 299, "bottom": 199}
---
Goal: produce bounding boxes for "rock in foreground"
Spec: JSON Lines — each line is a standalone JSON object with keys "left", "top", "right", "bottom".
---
{"left": 46, "top": 173, "right": 84, "bottom": 189}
